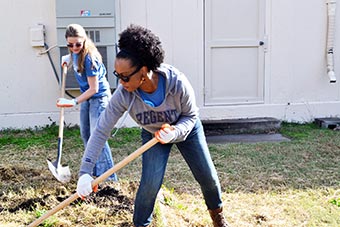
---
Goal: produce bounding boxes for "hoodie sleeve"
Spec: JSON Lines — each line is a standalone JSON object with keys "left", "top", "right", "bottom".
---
{"left": 171, "top": 72, "right": 199, "bottom": 142}
{"left": 79, "top": 86, "right": 129, "bottom": 176}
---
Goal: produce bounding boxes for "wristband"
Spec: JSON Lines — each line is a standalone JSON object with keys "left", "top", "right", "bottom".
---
{"left": 73, "top": 98, "right": 78, "bottom": 105}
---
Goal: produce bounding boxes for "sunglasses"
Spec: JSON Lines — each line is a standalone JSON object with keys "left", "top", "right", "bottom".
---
{"left": 67, "top": 42, "right": 82, "bottom": 48}
{"left": 113, "top": 66, "right": 142, "bottom": 82}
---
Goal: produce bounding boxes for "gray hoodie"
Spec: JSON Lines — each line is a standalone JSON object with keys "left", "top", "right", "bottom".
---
{"left": 79, "top": 63, "right": 199, "bottom": 175}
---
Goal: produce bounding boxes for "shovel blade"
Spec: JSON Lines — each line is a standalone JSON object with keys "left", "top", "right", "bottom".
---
{"left": 47, "top": 159, "right": 71, "bottom": 183}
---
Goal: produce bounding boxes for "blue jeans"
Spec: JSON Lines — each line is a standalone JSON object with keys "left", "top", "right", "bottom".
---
{"left": 80, "top": 96, "right": 117, "bottom": 181}
{"left": 133, "top": 119, "right": 223, "bottom": 226}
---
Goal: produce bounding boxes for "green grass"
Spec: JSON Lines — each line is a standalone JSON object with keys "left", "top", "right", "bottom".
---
{"left": 0, "top": 124, "right": 82, "bottom": 150}
{"left": 0, "top": 122, "right": 340, "bottom": 226}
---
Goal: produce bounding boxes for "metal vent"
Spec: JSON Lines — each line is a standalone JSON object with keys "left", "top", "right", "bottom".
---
{"left": 86, "top": 30, "right": 101, "bottom": 42}
{"left": 56, "top": 0, "right": 117, "bottom": 89}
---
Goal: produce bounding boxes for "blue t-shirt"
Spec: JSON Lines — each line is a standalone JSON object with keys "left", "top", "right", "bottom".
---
{"left": 138, "top": 73, "right": 165, "bottom": 107}
{"left": 72, "top": 53, "right": 110, "bottom": 98}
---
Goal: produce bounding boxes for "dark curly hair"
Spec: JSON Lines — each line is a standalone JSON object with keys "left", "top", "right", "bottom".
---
{"left": 117, "top": 24, "right": 165, "bottom": 71}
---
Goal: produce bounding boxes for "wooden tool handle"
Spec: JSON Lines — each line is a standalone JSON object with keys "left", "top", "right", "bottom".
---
{"left": 28, "top": 138, "right": 158, "bottom": 227}
{"left": 58, "top": 64, "right": 67, "bottom": 138}
{"left": 61, "top": 64, "right": 67, "bottom": 98}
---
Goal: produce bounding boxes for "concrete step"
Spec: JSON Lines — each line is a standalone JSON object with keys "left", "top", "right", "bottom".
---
{"left": 202, "top": 117, "right": 281, "bottom": 136}
{"left": 205, "top": 133, "right": 291, "bottom": 144}
{"left": 314, "top": 117, "right": 340, "bottom": 129}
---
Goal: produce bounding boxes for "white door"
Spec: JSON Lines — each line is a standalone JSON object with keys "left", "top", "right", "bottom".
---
{"left": 204, "top": 0, "right": 266, "bottom": 106}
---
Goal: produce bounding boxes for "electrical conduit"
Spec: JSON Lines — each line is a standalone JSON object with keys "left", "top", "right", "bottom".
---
{"left": 326, "top": 0, "right": 337, "bottom": 83}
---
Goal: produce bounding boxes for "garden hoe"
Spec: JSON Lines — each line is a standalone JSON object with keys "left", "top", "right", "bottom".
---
{"left": 47, "top": 60, "right": 71, "bottom": 183}
{"left": 28, "top": 137, "right": 159, "bottom": 227}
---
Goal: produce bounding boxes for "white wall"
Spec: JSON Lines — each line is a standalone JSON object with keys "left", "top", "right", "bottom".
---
{"left": 270, "top": 0, "right": 337, "bottom": 102}
{"left": 117, "top": 0, "right": 204, "bottom": 105}
{"left": 117, "top": 0, "right": 340, "bottom": 123}
{"left": 0, "top": 1, "right": 80, "bottom": 129}
{"left": 0, "top": 0, "right": 339, "bottom": 129}
{"left": 265, "top": 0, "right": 340, "bottom": 121}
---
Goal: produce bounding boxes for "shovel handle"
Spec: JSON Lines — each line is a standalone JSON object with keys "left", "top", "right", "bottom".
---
{"left": 56, "top": 64, "right": 68, "bottom": 165}
{"left": 28, "top": 137, "right": 158, "bottom": 227}
{"left": 61, "top": 63, "right": 67, "bottom": 98}
{"left": 58, "top": 64, "right": 67, "bottom": 137}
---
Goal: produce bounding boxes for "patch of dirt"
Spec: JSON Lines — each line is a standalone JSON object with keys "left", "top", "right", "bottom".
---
{"left": 254, "top": 214, "right": 267, "bottom": 224}
{"left": 0, "top": 165, "right": 136, "bottom": 217}
{"left": 8, "top": 194, "right": 50, "bottom": 213}
{"left": 1, "top": 186, "right": 134, "bottom": 214}
{"left": 84, "top": 185, "right": 134, "bottom": 213}
{"left": 0, "top": 165, "right": 46, "bottom": 182}
{"left": 0, "top": 164, "right": 208, "bottom": 226}
{"left": 2, "top": 186, "right": 134, "bottom": 214}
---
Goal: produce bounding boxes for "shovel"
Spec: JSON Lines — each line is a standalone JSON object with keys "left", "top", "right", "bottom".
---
{"left": 47, "top": 62, "right": 71, "bottom": 183}
{"left": 28, "top": 137, "right": 158, "bottom": 227}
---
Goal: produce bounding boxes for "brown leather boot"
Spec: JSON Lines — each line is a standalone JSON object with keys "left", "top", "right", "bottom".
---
{"left": 209, "top": 207, "right": 229, "bottom": 227}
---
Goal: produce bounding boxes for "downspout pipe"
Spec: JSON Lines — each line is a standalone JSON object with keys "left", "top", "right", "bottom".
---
{"left": 326, "top": 0, "right": 337, "bottom": 83}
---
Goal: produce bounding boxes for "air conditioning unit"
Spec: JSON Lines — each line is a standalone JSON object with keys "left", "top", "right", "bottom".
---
{"left": 56, "top": 0, "right": 118, "bottom": 90}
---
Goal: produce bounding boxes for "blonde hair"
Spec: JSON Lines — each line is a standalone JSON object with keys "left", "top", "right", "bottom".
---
{"left": 65, "top": 24, "right": 102, "bottom": 73}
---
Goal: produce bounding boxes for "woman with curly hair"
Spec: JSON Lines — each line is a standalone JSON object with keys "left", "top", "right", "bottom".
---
{"left": 76, "top": 24, "right": 229, "bottom": 227}
{"left": 56, "top": 24, "right": 117, "bottom": 181}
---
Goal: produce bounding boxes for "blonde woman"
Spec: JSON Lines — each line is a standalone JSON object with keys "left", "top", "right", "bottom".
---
{"left": 57, "top": 24, "right": 117, "bottom": 181}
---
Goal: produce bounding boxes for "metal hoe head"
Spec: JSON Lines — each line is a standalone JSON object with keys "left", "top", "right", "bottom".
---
{"left": 47, "top": 159, "right": 71, "bottom": 183}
